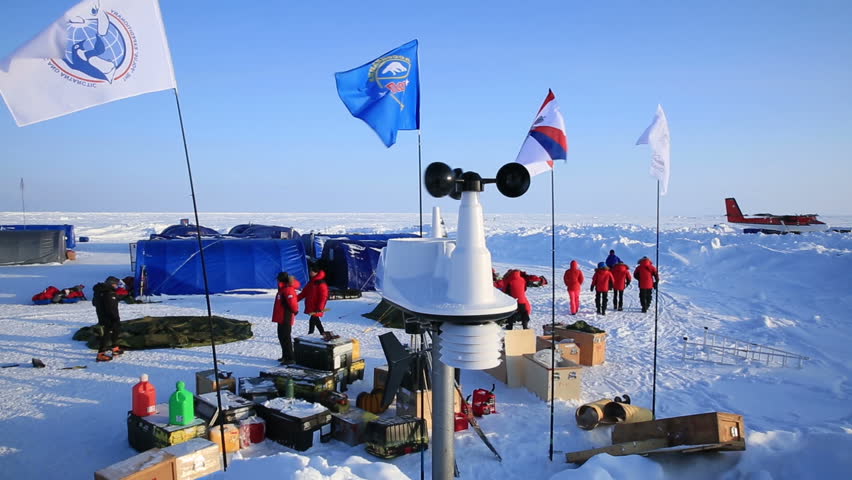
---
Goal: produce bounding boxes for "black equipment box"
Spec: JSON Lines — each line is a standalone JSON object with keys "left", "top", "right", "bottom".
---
{"left": 255, "top": 399, "right": 332, "bottom": 451}
{"left": 126, "top": 404, "right": 208, "bottom": 452}
{"left": 365, "top": 415, "right": 429, "bottom": 459}
{"left": 194, "top": 390, "right": 256, "bottom": 425}
{"left": 260, "top": 365, "right": 336, "bottom": 402}
{"left": 294, "top": 335, "right": 355, "bottom": 371}
{"left": 238, "top": 376, "right": 279, "bottom": 403}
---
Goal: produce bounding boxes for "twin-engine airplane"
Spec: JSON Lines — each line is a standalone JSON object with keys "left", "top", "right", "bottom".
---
{"left": 725, "top": 198, "right": 830, "bottom": 233}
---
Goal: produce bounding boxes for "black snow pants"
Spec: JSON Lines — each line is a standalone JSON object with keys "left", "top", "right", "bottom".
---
{"left": 595, "top": 291, "right": 609, "bottom": 314}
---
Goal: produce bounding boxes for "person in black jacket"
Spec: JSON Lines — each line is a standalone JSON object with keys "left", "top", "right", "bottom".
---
{"left": 92, "top": 276, "right": 122, "bottom": 362}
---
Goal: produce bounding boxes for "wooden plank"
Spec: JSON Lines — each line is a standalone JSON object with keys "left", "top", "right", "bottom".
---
{"left": 612, "top": 412, "right": 745, "bottom": 447}
{"left": 565, "top": 438, "right": 669, "bottom": 464}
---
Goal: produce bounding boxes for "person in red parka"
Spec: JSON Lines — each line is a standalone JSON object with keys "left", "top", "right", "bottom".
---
{"left": 272, "top": 272, "right": 299, "bottom": 364}
{"left": 492, "top": 268, "right": 506, "bottom": 291}
{"left": 590, "top": 262, "right": 614, "bottom": 315}
{"left": 298, "top": 265, "right": 329, "bottom": 335}
{"left": 562, "top": 260, "right": 584, "bottom": 315}
{"left": 633, "top": 256, "right": 659, "bottom": 313}
{"left": 502, "top": 269, "right": 531, "bottom": 330}
{"left": 610, "top": 261, "right": 632, "bottom": 312}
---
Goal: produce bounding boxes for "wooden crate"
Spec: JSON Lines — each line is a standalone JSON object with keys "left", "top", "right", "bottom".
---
{"left": 522, "top": 354, "right": 583, "bottom": 401}
{"left": 94, "top": 448, "right": 175, "bottom": 480}
{"left": 612, "top": 411, "right": 746, "bottom": 449}
{"left": 161, "top": 438, "right": 222, "bottom": 480}
{"left": 484, "top": 329, "right": 536, "bottom": 387}
{"left": 535, "top": 335, "right": 581, "bottom": 364}
{"left": 552, "top": 328, "right": 606, "bottom": 366}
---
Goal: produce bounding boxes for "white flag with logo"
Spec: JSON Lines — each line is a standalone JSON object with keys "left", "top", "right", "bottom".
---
{"left": 635, "top": 104, "right": 671, "bottom": 195}
{"left": 0, "top": 0, "right": 176, "bottom": 127}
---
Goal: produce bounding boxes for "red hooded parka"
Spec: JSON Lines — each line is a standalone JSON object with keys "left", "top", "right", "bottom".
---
{"left": 298, "top": 270, "right": 329, "bottom": 317}
{"left": 610, "top": 263, "right": 632, "bottom": 291}
{"left": 563, "top": 260, "right": 585, "bottom": 292}
{"left": 633, "top": 258, "right": 659, "bottom": 289}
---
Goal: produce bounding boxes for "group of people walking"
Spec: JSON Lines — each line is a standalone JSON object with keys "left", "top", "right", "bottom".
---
{"left": 563, "top": 250, "right": 659, "bottom": 316}
{"left": 272, "top": 264, "right": 329, "bottom": 365}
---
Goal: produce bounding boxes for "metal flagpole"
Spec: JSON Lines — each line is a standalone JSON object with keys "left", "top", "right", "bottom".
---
{"left": 172, "top": 88, "right": 228, "bottom": 470}
{"left": 652, "top": 180, "right": 660, "bottom": 416}
{"left": 548, "top": 168, "right": 556, "bottom": 461}
{"left": 19, "top": 178, "right": 26, "bottom": 225}
{"left": 418, "top": 130, "right": 423, "bottom": 237}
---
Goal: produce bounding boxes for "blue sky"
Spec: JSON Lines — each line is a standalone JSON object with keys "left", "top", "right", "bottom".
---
{"left": 1, "top": 0, "right": 851, "bottom": 217}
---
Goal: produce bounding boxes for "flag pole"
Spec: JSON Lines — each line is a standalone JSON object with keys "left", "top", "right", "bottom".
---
{"left": 19, "top": 178, "right": 26, "bottom": 225}
{"left": 548, "top": 168, "right": 556, "bottom": 461}
{"left": 418, "top": 130, "right": 423, "bottom": 237}
{"left": 172, "top": 88, "right": 228, "bottom": 471}
{"left": 652, "top": 180, "right": 660, "bottom": 416}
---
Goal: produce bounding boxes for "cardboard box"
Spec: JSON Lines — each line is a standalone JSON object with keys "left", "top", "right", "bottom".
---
{"left": 127, "top": 405, "right": 208, "bottom": 452}
{"left": 611, "top": 412, "right": 746, "bottom": 449}
{"left": 195, "top": 369, "right": 236, "bottom": 395}
{"left": 484, "top": 329, "right": 536, "bottom": 387}
{"left": 536, "top": 335, "right": 581, "bottom": 364}
{"left": 395, "top": 387, "right": 463, "bottom": 430}
{"left": 161, "top": 438, "right": 222, "bottom": 480}
{"left": 522, "top": 353, "right": 583, "bottom": 401}
{"left": 552, "top": 328, "right": 606, "bottom": 366}
{"left": 207, "top": 423, "right": 240, "bottom": 453}
{"left": 94, "top": 448, "right": 175, "bottom": 480}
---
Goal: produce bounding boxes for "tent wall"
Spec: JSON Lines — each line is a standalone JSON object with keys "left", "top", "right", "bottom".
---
{"left": 320, "top": 239, "right": 386, "bottom": 291}
{"left": 0, "top": 224, "right": 75, "bottom": 249}
{"left": 0, "top": 230, "right": 65, "bottom": 265}
{"left": 135, "top": 238, "right": 308, "bottom": 295}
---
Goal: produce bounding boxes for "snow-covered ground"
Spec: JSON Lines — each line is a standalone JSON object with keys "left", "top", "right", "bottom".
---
{"left": 1, "top": 211, "right": 851, "bottom": 480}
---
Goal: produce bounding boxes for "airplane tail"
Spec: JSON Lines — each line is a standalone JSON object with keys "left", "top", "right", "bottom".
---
{"left": 725, "top": 198, "right": 745, "bottom": 221}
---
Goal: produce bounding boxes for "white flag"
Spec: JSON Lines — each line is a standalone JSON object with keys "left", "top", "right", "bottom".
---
{"left": 0, "top": 0, "right": 176, "bottom": 127}
{"left": 636, "top": 104, "right": 671, "bottom": 195}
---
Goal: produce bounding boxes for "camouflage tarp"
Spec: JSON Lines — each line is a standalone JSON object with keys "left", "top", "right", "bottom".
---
{"left": 73, "top": 315, "right": 253, "bottom": 350}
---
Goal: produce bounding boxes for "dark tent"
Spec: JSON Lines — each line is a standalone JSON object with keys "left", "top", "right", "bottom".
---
{"left": 0, "top": 230, "right": 65, "bottom": 265}
{"left": 320, "top": 239, "right": 387, "bottom": 291}
{"left": 0, "top": 224, "right": 75, "bottom": 248}
{"left": 72, "top": 315, "right": 252, "bottom": 350}
{"left": 150, "top": 224, "right": 220, "bottom": 240}
{"left": 362, "top": 298, "right": 409, "bottom": 329}
{"left": 304, "top": 233, "right": 417, "bottom": 259}
{"left": 135, "top": 238, "right": 308, "bottom": 295}
{"left": 228, "top": 224, "right": 300, "bottom": 240}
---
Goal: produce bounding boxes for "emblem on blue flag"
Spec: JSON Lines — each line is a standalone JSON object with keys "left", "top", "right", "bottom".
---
{"left": 335, "top": 40, "right": 420, "bottom": 147}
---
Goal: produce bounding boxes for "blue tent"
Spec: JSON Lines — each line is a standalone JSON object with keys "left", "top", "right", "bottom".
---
{"left": 150, "top": 224, "right": 220, "bottom": 240}
{"left": 320, "top": 239, "right": 388, "bottom": 291}
{"left": 305, "top": 233, "right": 417, "bottom": 259}
{"left": 135, "top": 238, "right": 308, "bottom": 295}
{"left": 228, "top": 224, "right": 300, "bottom": 240}
{"left": 0, "top": 224, "right": 75, "bottom": 249}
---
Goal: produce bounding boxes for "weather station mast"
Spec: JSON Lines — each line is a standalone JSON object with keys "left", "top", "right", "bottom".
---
{"left": 377, "top": 161, "right": 530, "bottom": 479}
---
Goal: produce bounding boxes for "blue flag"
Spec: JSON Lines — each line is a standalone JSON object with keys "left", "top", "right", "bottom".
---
{"left": 335, "top": 40, "right": 420, "bottom": 147}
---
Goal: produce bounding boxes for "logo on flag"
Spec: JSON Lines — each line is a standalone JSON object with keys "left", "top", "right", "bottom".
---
{"left": 0, "top": 0, "right": 175, "bottom": 127}
{"left": 49, "top": 2, "right": 138, "bottom": 86}
{"left": 335, "top": 40, "right": 420, "bottom": 147}
{"left": 515, "top": 89, "right": 568, "bottom": 176}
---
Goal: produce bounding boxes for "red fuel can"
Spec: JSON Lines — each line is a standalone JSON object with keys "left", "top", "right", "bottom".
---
{"left": 131, "top": 374, "right": 157, "bottom": 417}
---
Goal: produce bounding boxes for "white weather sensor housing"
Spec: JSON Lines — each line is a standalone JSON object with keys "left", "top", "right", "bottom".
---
{"left": 377, "top": 162, "right": 531, "bottom": 369}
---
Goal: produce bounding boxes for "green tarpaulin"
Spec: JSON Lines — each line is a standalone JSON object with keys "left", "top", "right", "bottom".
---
{"left": 73, "top": 315, "right": 253, "bottom": 350}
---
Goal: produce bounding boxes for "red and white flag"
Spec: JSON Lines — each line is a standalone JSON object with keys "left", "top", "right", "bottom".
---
{"left": 515, "top": 89, "right": 568, "bottom": 176}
